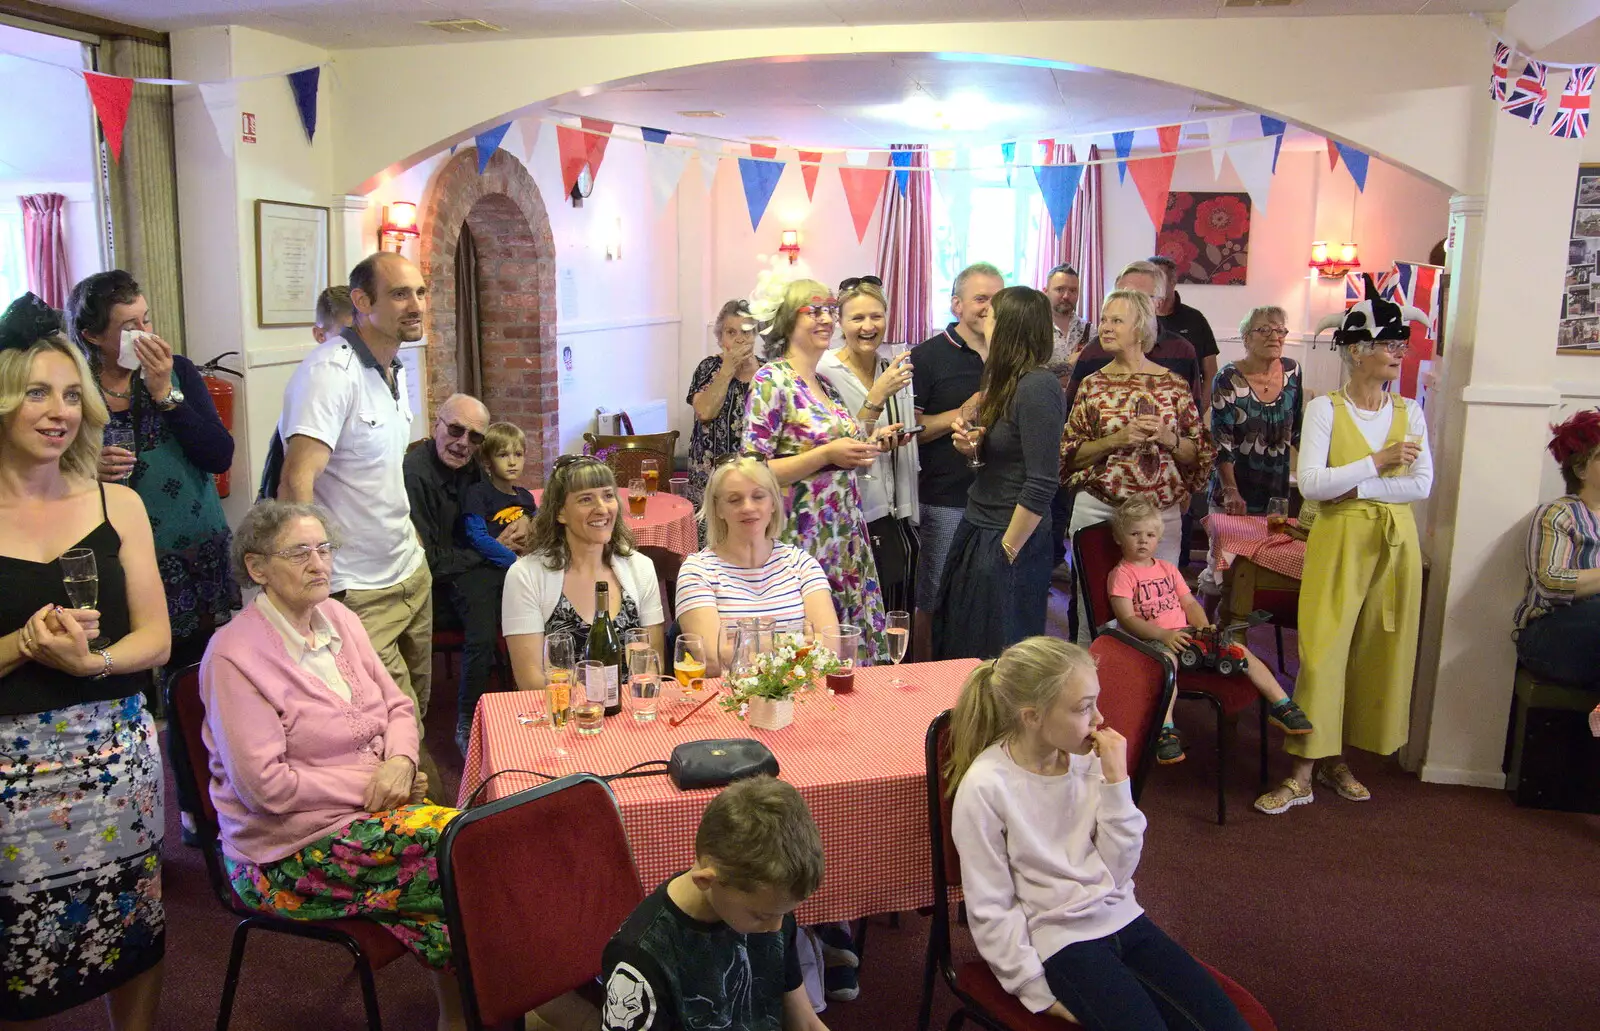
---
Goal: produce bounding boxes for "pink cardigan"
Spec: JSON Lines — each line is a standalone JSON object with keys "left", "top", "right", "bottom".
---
{"left": 200, "top": 599, "right": 419, "bottom": 864}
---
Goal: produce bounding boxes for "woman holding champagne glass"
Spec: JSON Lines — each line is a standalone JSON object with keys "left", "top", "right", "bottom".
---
{"left": 677, "top": 457, "right": 838, "bottom": 676}
{"left": 0, "top": 293, "right": 171, "bottom": 1028}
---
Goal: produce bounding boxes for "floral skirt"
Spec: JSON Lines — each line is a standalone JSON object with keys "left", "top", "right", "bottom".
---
{"left": 225, "top": 805, "right": 460, "bottom": 970}
{"left": 0, "top": 695, "right": 165, "bottom": 1021}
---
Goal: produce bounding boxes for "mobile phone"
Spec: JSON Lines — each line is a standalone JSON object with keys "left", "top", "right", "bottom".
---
{"left": 904, "top": 424, "right": 925, "bottom": 436}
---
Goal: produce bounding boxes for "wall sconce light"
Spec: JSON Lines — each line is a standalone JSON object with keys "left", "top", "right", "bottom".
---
{"left": 779, "top": 229, "right": 801, "bottom": 264}
{"left": 380, "top": 202, "right": 419, "bottom": 252}
{"left": 1308, "top": 240, "right": 1359, "bottom": 279}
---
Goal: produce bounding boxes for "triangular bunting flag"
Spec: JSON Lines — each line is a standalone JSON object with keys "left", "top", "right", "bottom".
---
{"left": 1112, "top": 130, "right": 1135, "bottom": 184}
{"left": 196, "top": 81, "right": 236, "bottom": 156}
{"left": 798, "top": 151, "right": 822, "bottom": 200}
{"left": 1229, "top": 137, "right": 1276, "bottom": 216}
{"left": 643, "top": 140, "right": 693, "bottom": 212}
{"left": 1034, "top": 164, "right": 1085, "bottom": 239}
{"left": 510, "top": 117, "right": 541, "bottom": 166}
{"left": 891, "top": 149, "right": 914, "bottom": 196}
{"left": 1551, "top": 65, "right": 1595, "bottom": 138}
{"left": 1205, "top": 117, "right": 1234, "bottom": 179}
{"left": 474, "top": 122, "right": 512, "bottom": 175}
{"left": 641, "top": 126, "right": 670, "bottom": 145}
{"left": 1258, "top": 116, "right": 1286, "bottom": 172}
{"left": 696, "top": 140, "right": 724, "bottom": 193}
{"left": 844, "top": 150, "right": 871, "bottom": 167}
{"left": 1327, "top": 138, "right": 1341, "bottom": 170}
{"left": 556, "top": 123, "right": 589, "bottom": 196}
{"left": 738, "top": 145, "right": 785, "bottom": 231}
{"left": 1333, "top": 142, "right": 1369, "bottom": 191}
{"left": 580, "top": 117, "right": 614, "bottom": 185}
{"left": 838, "top": 166, "right": 888, "bottom": 244}
{"left": 84, "top": 72, "right": 134, "bottom": 162}
{"left": 1128, "top": 126, "right": 1181, "bottom": 231}
{"left": 286, "top": 67, "right": 319, "bottom": 143}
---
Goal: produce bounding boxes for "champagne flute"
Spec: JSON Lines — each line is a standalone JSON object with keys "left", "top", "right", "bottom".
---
{"left": 853, "top": 417, "right": 876, "bottom": 481}
{"left": 540, "top": 632, "right": 576, "bottom": 759}
{"left": 885, "top": 610, "right": 911, "bottom": 689}
{"left": 59, "top": 548, "right": 105, "bottom": 648}
{"left": 960, "top": 399, "right": 985, "bottom": 469}
{"left": 1133, "top": 394, "right": 1159, "bottom": 453}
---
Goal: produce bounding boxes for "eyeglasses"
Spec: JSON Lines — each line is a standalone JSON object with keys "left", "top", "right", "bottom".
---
{"left": 264, "top": 542, "right": 339, "bottom": 564}
{"left": 438, "top": 418, "right": 485, "bottom": 446}
{"left": 838, "top": 275, "right": 882, "bottom": 292}
{"left": 1251, "top": 326, "right": 1290, "bottom": 338}
{"left": 552, "top": 454, "right": 606, "bottom": 477}
{"left": 796, "top": 303, "right": 840, "bottom": 321}
{"left": 1376, "top": 341, "right": 1410, "bottom": 355}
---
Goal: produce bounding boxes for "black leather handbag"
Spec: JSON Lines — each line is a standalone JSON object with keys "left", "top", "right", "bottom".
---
{"left": 664, "top": 739, "right": 780, "bottom": 790}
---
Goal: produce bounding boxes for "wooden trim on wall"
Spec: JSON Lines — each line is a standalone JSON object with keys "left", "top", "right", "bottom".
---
{"left": 0, "top": 0, "right": 165, "bottom": 44}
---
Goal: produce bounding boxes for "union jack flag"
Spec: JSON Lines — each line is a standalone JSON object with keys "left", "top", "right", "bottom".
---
{"left": 1551, "top": 65, "right": 1596, "bottom": 139}
{"left": 1503, "top": 59, "right": 1550, "bottom": 123}
{"left": 1345, "top": 263, "right": 1443, "bottom": 405}
{"left": 1491, "top": 41, "right": 1512, "bottom": 101}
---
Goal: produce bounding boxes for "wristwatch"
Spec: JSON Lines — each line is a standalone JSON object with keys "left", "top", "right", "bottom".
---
{"left": 153, "top": 387, "right": 184, "bottom": 411}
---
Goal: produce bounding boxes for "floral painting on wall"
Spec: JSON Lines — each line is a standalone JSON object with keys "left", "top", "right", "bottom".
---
{"left": 1157, "top": 192, "right": 1251, "bottom": 285}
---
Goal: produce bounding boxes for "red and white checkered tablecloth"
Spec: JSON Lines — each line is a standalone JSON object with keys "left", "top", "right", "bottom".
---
{"left": 457, "top": 659, "right": 981, "bottom": 924}
{"left": 532, "top": 488, "right": 698, "bottom": 558}
{"left": 1203, "top": 513, "right": 1306, "bottom": 580}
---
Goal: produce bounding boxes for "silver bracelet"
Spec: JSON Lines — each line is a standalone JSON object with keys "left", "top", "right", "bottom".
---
{"left": 90, "top": 649, "right": 114, "bottom": 680}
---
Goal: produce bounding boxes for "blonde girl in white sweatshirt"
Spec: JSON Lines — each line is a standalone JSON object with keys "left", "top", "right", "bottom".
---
{"left": 947, "top": 637, "right": 1248, "bottom": 1031}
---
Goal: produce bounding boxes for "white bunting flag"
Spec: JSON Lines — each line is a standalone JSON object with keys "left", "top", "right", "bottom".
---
{"left": 696, "top": 138, "right": 724, "bottom": 193}
{"left": 1228, "top": 136, "right": 1276, "bottom": 216}
{"left": 644, "top": 141, "right": 694, "bottom": 211}
{"left": 1205, "top": 116, "right": 1235, "bottom": 179}
{"left": 506, "top": 116, "right": 541, "bottom": 167}
{"left": 196, "top": 81, "right": 236, "bottom": 156}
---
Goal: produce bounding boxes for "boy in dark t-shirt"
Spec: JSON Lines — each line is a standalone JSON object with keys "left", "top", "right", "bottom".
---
{"left": 600, "top": 776, "right": 829, "bottom": 1031}
{"left": 460, "top": 421, "right": 536, "bottom": 569}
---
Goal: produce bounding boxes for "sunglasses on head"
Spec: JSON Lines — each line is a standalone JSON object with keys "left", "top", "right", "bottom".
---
{"left": 438, "top": 418, "right": 485, "bottom": 446}
{"left": 838, "top": 275, "right": 883, "bottom": 293}
{"left": 711, "top": 451, "right": 765, "bottom": 470}
{"left": 553, "top": 454, "right": 606, "bottom": 475}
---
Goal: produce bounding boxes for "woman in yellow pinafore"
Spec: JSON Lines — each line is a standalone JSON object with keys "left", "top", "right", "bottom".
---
{"left": 1255, "top": 282, "right": 1432, "bottom": 815}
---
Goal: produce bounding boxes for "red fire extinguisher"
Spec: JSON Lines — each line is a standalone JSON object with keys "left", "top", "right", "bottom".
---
{"left": 199, "top": 352, "right": 242, "bottom": 498}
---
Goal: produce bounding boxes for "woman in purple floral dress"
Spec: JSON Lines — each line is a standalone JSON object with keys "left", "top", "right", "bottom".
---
{"left": 744, "top": 279, "right": 890, "bottom": 661}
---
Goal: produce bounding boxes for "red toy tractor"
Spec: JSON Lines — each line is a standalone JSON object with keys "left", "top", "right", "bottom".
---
{"left": 1175, "top": 610, "right": 1272, "bottom": 677}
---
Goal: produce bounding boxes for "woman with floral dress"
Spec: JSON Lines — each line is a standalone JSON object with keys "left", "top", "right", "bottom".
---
{"left": 686, "top": 299, "right": 760, "bottom": 508}
{"left": 1210, "top": 305, "right": 1303, "bottom": 515}
{"left": 744, "top": 278, "right": 890, "bottom": 661}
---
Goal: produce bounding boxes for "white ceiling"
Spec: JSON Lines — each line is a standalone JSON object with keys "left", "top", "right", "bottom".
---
{"left": 40, "top": 0, "right": 1515, "bottom": 50}
{"left": 547, "top": 54, "right": 1255, "bottom": 150}
{"left": 0, "top": 24, "right": 96, "bottom": 183}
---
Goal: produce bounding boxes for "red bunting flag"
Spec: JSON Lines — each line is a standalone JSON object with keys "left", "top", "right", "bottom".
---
{"left": 556, "top": 124, "right": 589, "bottom": 196}
{"left": 1327, "top": 138, "right": 1341, "bottom": 170}
{"left": 838, "top": 166, "right": 888, "bottom": 243}
{"left": 799, "top": 151, "right": 822, "bottom": 200}
{"left": 84, "top": 72, "right": 134, "bottom": 162}
{"left": 750, "top": 144, "right": 776, "bottom": 160}
{"left": 581, "top": 117, "right": 614, "bottom": 183}
{"left": 1128, "top": 125, "right": 1180, "bottom": 230}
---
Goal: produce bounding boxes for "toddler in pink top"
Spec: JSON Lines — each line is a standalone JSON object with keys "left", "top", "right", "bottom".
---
{"left": 1106, "top": 496, "right": 1312, "bottom": 766}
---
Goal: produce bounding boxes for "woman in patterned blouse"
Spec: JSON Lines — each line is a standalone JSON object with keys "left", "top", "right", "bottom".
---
{"left": 743, "top": 279, "right": 890, "bottom": 661}
{"left": 1061, "top": 289, "right": 1213, "bottom": 639}
{"left": 685, "top": 300, "right": 760, "bottom": 507}
{"left": 1210, "top": 306, "right": 1302, "bottom": 514}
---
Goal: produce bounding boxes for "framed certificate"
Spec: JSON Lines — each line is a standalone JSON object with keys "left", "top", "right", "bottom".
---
{"left": 255, "top": 199, "right": 330, "bottom": 327}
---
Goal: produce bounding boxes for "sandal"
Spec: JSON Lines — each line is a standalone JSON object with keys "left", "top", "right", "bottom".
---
{"left": 1315, "top": 761, "right": 1371, "bottom": 801}
{"left": 1253, "top": 777, "right": 1313, "bottom": 815}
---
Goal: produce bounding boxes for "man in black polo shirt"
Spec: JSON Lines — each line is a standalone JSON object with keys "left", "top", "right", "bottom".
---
{"left": 1150, "top": 254, "right": 1219, "bottom": 411}
{"left": 1062, "top": 260, "right": 1200, "bottom": 414}
{"left": 910, "top": 261, "right": 1002, "bottom": 656}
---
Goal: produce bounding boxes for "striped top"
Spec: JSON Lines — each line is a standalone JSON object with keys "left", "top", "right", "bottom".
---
{"left": 1515, "top": 496, "right": 1600, "bottom": 630}
{"left": 675, "top": 542, "right": 831, "bottom": 624}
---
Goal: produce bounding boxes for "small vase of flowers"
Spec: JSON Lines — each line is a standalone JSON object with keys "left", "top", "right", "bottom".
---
{"left": 720, "top": 631, "right": 840, "bottom": 730}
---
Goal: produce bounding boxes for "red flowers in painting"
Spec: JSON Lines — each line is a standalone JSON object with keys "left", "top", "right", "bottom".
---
{"left": 1159, "top": 191, "right": 1251, "bottom": 286}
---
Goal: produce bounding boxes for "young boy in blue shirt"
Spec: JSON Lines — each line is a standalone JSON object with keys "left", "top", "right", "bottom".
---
{"left": 460, "top": 421, "right": 536, "bottom": 568}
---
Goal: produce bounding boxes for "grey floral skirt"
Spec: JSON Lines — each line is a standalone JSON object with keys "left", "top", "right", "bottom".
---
{"left": 0, "top": 694, "right": 165, "bottom": 1020}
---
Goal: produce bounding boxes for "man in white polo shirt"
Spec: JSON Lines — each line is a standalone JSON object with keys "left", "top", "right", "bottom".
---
{"left": 277, "top": 252, "right": 432, "bottom": 733}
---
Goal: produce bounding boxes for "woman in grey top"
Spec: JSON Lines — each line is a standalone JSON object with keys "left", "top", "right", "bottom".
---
{"left": 933, "top": 287, "right": 1066, "bottom": 658}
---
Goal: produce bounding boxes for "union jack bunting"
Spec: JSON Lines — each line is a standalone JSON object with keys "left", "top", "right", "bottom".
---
{"left": 1551, "top": 65, "right": 1596, "bottom": 139}
{"left": 1503, "top": 59, "right": 1550, "bottom": 123}
{"left": 1491, "top": 41, "right": 1512, "bottom": 101}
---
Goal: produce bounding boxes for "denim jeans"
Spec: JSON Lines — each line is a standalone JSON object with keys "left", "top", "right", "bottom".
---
{"left": 1516, "top": 595, "right": 1600, "bottom": 690}
{"left": 1042, "top": 915, "right": 1249, "bottom": 1031}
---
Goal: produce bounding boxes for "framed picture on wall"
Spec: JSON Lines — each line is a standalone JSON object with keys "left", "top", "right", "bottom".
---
{"left": 255, "top": 199, "right": 330, "bottom": 327}
{"left": 1558, "top": 164, "right": 1600, "bottom": 355}
{"left": 1157, "top": 191, "right": 1251, "bottom": 285}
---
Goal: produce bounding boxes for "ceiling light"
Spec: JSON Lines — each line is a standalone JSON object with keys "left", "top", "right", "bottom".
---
{"left": 881, "top": 94, "right": 1005, "bottom": 133}
{"left": 419, "top": 18, "right": 506, "bottom": 33}
{"left": 677, "top": 110, "right": 725, "bottom": 119}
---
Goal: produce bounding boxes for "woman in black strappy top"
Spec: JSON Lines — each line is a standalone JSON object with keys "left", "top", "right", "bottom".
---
{"left": 0, "top": 293, "right": 172, "bottom": 1028}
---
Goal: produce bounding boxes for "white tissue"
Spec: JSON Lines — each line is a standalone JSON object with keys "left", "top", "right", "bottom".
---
{"left": 117, "top": 329, "right": 146, "bottom": 371}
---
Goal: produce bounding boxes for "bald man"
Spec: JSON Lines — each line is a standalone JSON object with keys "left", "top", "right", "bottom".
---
{"left": 277, "top": 252, "right": 435, "bottom": 743}
{"left": 404, "top": 392, "right": 514, "bottom": 754}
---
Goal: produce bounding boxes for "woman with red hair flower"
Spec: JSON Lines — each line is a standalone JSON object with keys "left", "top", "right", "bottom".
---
{"left": 1514, "top": 409, "right": 1600, "bottom": 689}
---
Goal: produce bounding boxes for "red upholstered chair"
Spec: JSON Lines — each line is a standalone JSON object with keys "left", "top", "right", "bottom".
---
{"left": 917, "top": 708, "right": 1277, "bottom": 1031}
{"left": 164, "top": 664, "right": 410, "bottom": 1031}
{"left": 1075, "top": 520, "right": 1271, "bottom": 825}
{"left": 439, "top": 774, "right": 645, "bottom": 1030}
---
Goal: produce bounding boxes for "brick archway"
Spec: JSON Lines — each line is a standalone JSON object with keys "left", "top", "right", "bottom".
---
{"left": 418, "top": 148, "right": 559, "bottom": 484}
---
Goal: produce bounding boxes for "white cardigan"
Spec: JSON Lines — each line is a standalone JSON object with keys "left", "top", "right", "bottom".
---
{"left": 500, "top": 549, "right": 664, "bottom": 637}
{"left": 817, "top": 345, "right": 920, "bottom": 524}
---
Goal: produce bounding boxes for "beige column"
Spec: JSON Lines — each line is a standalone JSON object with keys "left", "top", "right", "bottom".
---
{"left": 329, "top": 193, "right": 370, "bottom": 282}
{"left": 1410, "top": 109, "right": 1576, "bottom": 787}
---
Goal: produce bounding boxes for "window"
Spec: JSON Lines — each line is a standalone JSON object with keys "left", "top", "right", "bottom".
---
{"left": 0, "top": 209, "right": 26, "bottom": 307}
{"left": 931, "top": 145, "right": 1047, "bottom": 320}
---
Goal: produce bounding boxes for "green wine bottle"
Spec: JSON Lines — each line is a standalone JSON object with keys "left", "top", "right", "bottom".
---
{"left": 588, "top": 581, "right": 622, "bottom": 716}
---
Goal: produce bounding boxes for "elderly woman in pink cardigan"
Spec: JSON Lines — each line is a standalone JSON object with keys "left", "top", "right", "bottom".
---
{"left": 200, "top": 500, "right": 466, "bottom": 1031}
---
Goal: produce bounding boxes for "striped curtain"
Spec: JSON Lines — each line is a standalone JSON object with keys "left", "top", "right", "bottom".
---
{"left": 19, "top": 194, "right": 70, "bottom": 308}
{"left": 875, "top": 143, "right": 933, "bottom": 349}
{"left": 1065, "top": 144, "right": 1105, "bottom": 327}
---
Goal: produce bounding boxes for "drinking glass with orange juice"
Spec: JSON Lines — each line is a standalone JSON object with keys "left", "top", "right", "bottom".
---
{"left": 674, "top": 634, "right": 707, "bottom": 690}
{"left": 627, "top": 479, "right": 649, "bottom": 519}
{"left": 640, "top": 458, "right": 660, "bottom": 495}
